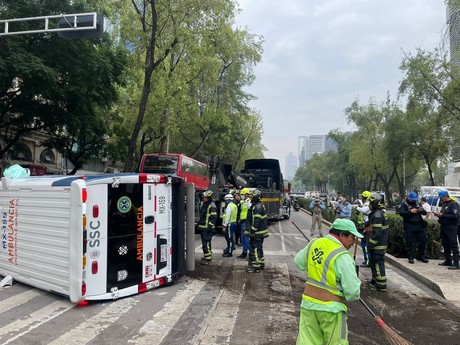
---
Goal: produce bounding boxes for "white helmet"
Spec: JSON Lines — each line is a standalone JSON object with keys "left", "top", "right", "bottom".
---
{"left": 224, "top": 194, "right": 234, "bottom": 201}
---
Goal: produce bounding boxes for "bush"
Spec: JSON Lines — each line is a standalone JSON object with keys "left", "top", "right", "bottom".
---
{"left": 381, "top": 214, "right": 442, "bottom": 259}
{"left": 301, "top": 201, "right": 443, "bottom": 259}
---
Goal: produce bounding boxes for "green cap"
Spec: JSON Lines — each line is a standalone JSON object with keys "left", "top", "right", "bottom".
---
{"left": 330, "top": 219, "right": 363, "bottom": 238}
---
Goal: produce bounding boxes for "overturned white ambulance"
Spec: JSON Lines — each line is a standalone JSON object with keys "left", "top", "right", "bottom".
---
{"left": 0, "top": 173, "right": 186, "bottom": 302}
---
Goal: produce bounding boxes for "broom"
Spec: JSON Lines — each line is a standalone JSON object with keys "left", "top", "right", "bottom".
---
{"left": 359, "top": 297, "right": 414, "bottom": 345}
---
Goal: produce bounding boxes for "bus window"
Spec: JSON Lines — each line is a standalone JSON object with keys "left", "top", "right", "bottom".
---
{"left": 141, "top": 155, "right": 178, "bottom": 174}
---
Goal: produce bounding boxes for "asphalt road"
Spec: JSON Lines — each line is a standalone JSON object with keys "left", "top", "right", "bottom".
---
{"left": 0, "top": 210, "right": 459, "bottom": 344}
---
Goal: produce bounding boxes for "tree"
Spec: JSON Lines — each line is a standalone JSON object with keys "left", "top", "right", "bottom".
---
{"left": 107, "top": 0, "right": 263, "bottom": 170}
{"left": 399, "top": 49, "right": 453, "bottom": 185}
{"left": 0, "top": 0, "right": 126, "bottom": 173}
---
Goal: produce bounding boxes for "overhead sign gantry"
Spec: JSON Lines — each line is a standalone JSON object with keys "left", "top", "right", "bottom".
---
{"left": 0, "top": 12, "right": 106, "bottom": 39}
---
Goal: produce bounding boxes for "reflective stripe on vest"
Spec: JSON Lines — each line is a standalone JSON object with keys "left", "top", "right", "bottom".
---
{"left": 304, "top": 238, "right": 349, "bottom": 295}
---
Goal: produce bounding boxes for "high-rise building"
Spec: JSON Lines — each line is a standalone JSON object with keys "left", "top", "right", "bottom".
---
{"left": 285, "top": 152, "right": 297, "bottom": 180}
{"left": 448, "top": 4, "right": 460, "bottom": 69}
{"left": 298, "top": 136, "right": 307, "bottom": 167}
{"left": 298, "top": 135, "right": 338, "bottom": 165}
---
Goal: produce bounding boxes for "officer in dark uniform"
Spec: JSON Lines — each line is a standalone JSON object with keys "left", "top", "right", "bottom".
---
{"left": 366, "top": 194, "right": 389, "bottom": 292}
{"left": 396, "top": 191, "right": 428, "bottom": 264}
{"left": 434, "top": 190, "right": 460, "bottom": 270}
{"left": 197, "top": 190, "right": 218, "bottom": 265}
{"left": 245, "top": 189, "right": 268, "bottom": 273}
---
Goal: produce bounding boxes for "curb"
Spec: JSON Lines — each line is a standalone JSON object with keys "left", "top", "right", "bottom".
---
{"left": 384, "top": 254, "right": 446, "bottom": 299}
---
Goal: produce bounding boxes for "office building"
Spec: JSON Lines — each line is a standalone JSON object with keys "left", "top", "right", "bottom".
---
{"left": 298, "top": 135, "right": 338, "bottom": 167}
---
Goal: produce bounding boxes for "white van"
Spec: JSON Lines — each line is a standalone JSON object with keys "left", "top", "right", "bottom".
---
{"left": 0, "top": 173, "right": 185, "bottom": 302}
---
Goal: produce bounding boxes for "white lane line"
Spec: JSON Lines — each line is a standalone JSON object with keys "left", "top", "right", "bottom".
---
{"left": 49, "top": 297, "right": 138, "bottom": 345}
{"left": 0, "top": 300, "right": 75, "bottom": 345}
{"left": 0, "top": 289, "right": 44, "bottom": 313}
{"left": 278, "top": 221, "right": 286, "bottom": 253}
{"left": 192, "top": 285, "right": 243, "bottom": 344}
{"left": 263, "top": 250, "right": 297, "bottom": 256}
{"left": 128, "top": 279, "right": 207, "bottom": 345}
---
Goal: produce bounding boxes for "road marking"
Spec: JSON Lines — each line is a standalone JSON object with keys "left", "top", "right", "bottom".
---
{"left": 0, "top": 300, "right": 75, "bottom": 344}
{"left": 264, "top": 250, "right": 297, "bottom": 256}
{"left": 0, "top": 289, "right": 44, "bottom": 313}
{"left": 129, "top": 279, "right": 206, "bottom": 345}
{"left": 278, "top": 221, "right": 286, "bottom": 252}
{"left": 191, "top": 285, "right": 243, "bottom": 344}
{"left": 49, "top": 297, "right": 138, "bottom": 345}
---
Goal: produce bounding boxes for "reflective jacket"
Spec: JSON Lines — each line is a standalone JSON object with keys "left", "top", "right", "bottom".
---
{"left": 247, "top": 200, "right": 268, "bottom": 238}
{"left": 367, "top": 208, "right": 389, "bottom": 254}
{"left": 198, "top": 201, "right": 217, "bottom": 231}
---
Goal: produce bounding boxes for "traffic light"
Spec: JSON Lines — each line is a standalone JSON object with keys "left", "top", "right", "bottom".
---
{"left": 57, "top": 13, "right": 106, "bottom": 40}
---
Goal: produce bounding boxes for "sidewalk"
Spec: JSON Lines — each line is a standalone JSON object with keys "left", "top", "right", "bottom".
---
{"left": 304, "top": 209, "right": 460, "bottom": 310}
{"left": 385, "top": 253, "right": 460, "bottom": 310}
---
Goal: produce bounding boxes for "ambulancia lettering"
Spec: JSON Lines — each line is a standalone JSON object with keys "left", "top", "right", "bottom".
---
{"left": 6, "top": 199, "right": 18, "bottom": 264}
{"left": 137, "top": 206, "right": 143, "bottom": 261}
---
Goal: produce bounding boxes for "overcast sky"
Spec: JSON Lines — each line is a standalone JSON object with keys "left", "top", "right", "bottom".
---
{"left": 235, "top": 0, "right": 447, "bottom": 175}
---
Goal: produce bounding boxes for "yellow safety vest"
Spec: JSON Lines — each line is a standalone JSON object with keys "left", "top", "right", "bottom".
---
{"left": 240, "top": 199, "right": 249, "bottom": 220}
{"left": 228, "top": 202, "right": 237, "bottom": 223}
{"left": 305, "top": 237, "right": 349, "bottom": 296}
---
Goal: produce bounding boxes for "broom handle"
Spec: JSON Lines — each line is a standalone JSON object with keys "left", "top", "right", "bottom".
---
{"left": 359, "top": 297, "right": 377, "bottom": 318}
{"left": 353, "top": 241, "right": 358, "bottom": 260}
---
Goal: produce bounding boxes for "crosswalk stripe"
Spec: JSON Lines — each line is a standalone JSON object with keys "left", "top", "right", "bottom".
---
{"left": 48, "top": 297, "right": 139, "bottom": 345}
{"left": 128, "top": 279, "right": 207, "bottom": 345}
{"left": 191, "top": 261, "right": 244, "bottom": 345}
{"left": 0, "top": 289, "right": 44, "bottom": 313}
{"left": 0, "top": 300, "right": 74, "bottom": 345}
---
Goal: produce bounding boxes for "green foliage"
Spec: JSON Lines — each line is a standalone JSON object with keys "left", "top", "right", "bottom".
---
{"left": 0, "top": 0, "right": 127, "bottom": 173}
{"left": 102, "top": 0, "right": 264, "bottom": 170}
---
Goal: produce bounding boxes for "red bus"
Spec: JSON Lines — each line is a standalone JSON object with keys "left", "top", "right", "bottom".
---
{"left": 139, "top": 153, "right": 209, "bottom": 191}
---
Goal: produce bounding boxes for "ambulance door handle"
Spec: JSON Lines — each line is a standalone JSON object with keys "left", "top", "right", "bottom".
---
{"left": 145, "top": 216, "right": 155, "bottom": 224}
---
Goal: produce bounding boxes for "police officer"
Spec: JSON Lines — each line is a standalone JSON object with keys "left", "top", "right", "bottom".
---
{"left": 396, "top": 191, "right": 428, "bottom": 264}
{"left": 434, "top": 190, "right": 460, "bottom": 270}
{"left": 366, "top": 194, "right": 389, "bottom": 292}
{"left": 245, "top": 189, "right": 268, "bottom": 273}
{"left": 197, "top": 190, "right": 218, "bottom": 265}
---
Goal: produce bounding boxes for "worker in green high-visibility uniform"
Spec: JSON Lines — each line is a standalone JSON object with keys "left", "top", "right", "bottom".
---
{"left": 294, "top": 218, "right": 362, "bottom": 345}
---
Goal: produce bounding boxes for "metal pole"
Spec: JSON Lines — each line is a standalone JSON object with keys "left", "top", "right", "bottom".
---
{"left": 185, "top": 183, "right": 195, "bottom": 272}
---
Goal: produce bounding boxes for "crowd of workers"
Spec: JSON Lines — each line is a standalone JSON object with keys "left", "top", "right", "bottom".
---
{"left": 197, "top": 188, "right": 268, "bottom": 273}
{"left": 197, "top": 186, "right": 460, "bottom": 344}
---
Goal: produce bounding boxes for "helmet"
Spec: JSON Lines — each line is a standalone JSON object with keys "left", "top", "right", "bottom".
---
{"left": 224, "top": 194, "right": 234, "bottom": 201}
{"left": 252, "top": 189, "right": 262, "bottom": 200}
{"left": 203, "top": 190, "right": 213, "bottom": 198}
{"left": 241, "top": 188, "right": 251, "bottom": 195}
{"left": 369, "top": 193, "right": 384, "bottom": 209}
{"left": 228, "top": 189, "right": 237, "bottom": 196}
{"left": 361, "top": 191, "right": 371, "bottom": 198}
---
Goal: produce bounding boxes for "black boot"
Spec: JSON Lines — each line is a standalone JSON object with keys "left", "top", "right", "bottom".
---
{"left": 438, "top": 261, "right": 452, "bottom": 266}
{"left": 448, "top": 263, "right": 460, "bottom": 270}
